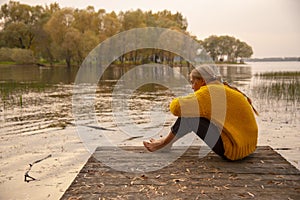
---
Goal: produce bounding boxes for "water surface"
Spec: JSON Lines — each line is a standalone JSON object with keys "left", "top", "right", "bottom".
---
{"left": 0, "top": 62, "right": 299, "bottom": 167}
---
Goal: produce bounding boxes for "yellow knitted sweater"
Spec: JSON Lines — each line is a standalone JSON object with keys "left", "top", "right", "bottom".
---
{"left": 169, "top": 83, "right": 258, "bottom": 160}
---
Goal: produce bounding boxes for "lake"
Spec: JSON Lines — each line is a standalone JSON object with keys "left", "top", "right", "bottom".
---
{"left": 0, "top": 61, "right": 299, "bottom": 169}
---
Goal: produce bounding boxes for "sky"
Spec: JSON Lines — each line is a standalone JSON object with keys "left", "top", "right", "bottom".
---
{"left": 1, "top": 0, "right": 300, "bottom": 58}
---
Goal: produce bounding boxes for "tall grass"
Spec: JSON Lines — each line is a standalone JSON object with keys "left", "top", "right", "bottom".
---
{"left": 0, "top": 81, "right": 48, "bottom": 109}
{"left": 255, "top": 71, "right": 300, "bottom": 78}
{"left": 253, "top": 71, "right": 300, "bottom": 102}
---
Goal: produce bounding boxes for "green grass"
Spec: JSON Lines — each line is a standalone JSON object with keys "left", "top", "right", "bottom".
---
{"left": 0, "top": 61, "right": 17, "bottom": 65}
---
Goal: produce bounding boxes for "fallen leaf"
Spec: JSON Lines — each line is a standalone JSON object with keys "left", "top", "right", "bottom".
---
{"left": 247, "top": 192, "right": 255, "bottom": 197}
{"left": 97, "top": 183, "right": 105, "bottom": 188}
{"left": 223, "top": 184, "right": 230, "bottom": 190}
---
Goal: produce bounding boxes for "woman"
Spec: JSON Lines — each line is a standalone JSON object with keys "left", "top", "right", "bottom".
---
{"left": 143, "top": 65, "right": 258, "bottom": 160}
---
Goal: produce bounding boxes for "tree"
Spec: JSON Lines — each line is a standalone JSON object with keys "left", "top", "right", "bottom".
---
{"left": 32, "top": 6, "right": 54, "bottom": 64}
{"left": 1, "top": 22, "right": 29, "bottom": 48}
{"left": 102, "top": 11, "right": 121, "bottom": 37}
{"left": 234, "top": 40, "right": 253, "bottom": 62}
{"left": 73, "top": 7, "right": 97, "bottom": 34}
{"left": 144, "top": 11, "right": 157, "bottom": 27}
{"left": 44, "top": 8, "right": 76, "bottom": 67}
{"left": 45, "top": 2, "right": 60, "bottom": 14}
{"left": 0, "top": 1, "right": 45, "bottom": 49}
{"left": 0, "top": 2, "right": 198, "bottom": 66}
{"left": 62, "top": 27, "right": 82, "bottom": 66}
{"left": 202, "top": 35, "right": 253, "bottom": 62}
{"left": 0, "top": 1, "right": 32, "bottom": 24}
{"left": 121, "top": 9, "right": 146, "bottom": 31}
{"left": 218, "top": 35, "right": 236, "bottom": 62}
{"left": 202, "top": 35, "right": 221, "bottom": 62}
{"left": 75, "top": 30, "right": 99, "bottom": 65}
{"left": 155, "top": 10, "right": 188, "bottom": 31}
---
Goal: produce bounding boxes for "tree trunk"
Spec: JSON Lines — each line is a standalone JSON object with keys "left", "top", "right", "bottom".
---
{"left": 46, "top": 47, "right": 54, "bottom": 66}
{"left": 19, "top": 37, "right": 25, "bottom": 49}
{"left": 66, "top": 58, "right": 71, "bottom": 68}
{"left": 66, "top": 53, "right": 71, "bottom": 68}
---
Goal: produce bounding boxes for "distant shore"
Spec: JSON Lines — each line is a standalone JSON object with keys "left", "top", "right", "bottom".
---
{"left": 0, "top": 61, "right": 247, "bottom": 68}
{"left": 245, "top": 57, "right": 300, "bottom": 62}
{"left": 1, "top": 59, "right": 299, "bottom": 69}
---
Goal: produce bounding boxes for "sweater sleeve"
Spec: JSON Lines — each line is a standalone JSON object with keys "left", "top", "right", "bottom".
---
{"left": 169, "top": 93, "right": 201, "bottom": 117}
{"left": 169, "top": 97, "right": 181, "bottom": 116}
{"left": 170, "top": 97, "right": 181, "bottom": 117}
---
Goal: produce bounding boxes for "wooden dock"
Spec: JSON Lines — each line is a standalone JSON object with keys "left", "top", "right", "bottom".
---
{"left": 61, "top": 146, "right": 300, "bottom": 200}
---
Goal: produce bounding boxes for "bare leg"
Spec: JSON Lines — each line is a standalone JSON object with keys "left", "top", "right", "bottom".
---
{"left": 143, "top": 131, "right": 177, "bottom": 152}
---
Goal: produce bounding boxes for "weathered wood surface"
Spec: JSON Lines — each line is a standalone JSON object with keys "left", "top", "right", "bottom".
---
{"left": 61, "top": 146, "right": 300, "bottom": 200}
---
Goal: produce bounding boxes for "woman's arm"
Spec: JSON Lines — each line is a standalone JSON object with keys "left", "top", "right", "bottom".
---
{"left": 169, "top": 93, "right": 201, "bottom": 117}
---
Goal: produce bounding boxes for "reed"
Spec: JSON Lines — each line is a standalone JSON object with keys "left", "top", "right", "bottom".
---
{"left": 255, "top": 71, "right": 300, "bottom": 78}
{"left": 253, "top": 74, "right": 300, "bottom": 102}
{"left": 0, "top": 81, "right": 48, "bottom": 109}
{"left": 19, "top": 95, "right": 23, "bottom": 108}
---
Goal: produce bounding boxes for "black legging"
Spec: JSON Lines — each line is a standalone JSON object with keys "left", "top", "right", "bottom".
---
{"left": 171, "top": 117, "right": 225, "bottom": 158}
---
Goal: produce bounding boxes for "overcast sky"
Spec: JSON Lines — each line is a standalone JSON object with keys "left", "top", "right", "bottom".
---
{"left": 1, "top": 0, "right": 299, "bottom": 58}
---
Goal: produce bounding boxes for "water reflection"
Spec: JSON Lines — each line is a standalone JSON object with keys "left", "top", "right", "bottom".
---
{"left": 0, "top": 65, "right": 79, "bottom": 84}
{"left": 0, "top": 64, "right": 257, "bottom": 139}
{"left": 102, "top": 64, "right": 253, "bottom": 87}
{"left": 1, "top": 64, "right": 299, "bottom": 107}
{"left": 218, "top": 65, "right": 252, "bottom": 86}
{"left": 0, "top": 64, "right": 253, "bottom": 85}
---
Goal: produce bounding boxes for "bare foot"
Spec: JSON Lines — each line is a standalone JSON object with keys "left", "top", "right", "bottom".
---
{"left": 143, "top": 138, "right": 171, "bottom": 152}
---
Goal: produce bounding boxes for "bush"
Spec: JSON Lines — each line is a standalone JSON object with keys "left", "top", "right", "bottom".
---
{"left": 0, "top": 48, "right": 36, "bottom": 64}
{"left": 10, "top": 48, "right": 36, "bottom": 64}
{"left": 0, "top": 48, "right": 14, "bottom": 62}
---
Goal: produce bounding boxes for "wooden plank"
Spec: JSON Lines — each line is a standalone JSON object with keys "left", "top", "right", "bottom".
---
{"left": 60, "top": 146, "right": 300, "bottom": 200}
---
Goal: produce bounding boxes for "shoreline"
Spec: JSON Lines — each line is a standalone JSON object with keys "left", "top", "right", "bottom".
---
{"left": 1, "top": 60, "right": 299, "bottom": 68}
{"left": 0, "top": 62, "right": 248, "bottom": 68}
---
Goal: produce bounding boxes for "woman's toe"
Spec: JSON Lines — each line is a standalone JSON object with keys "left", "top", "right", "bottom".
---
{"left": 149, "top": 138, "right": 155, "bottom": 142}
